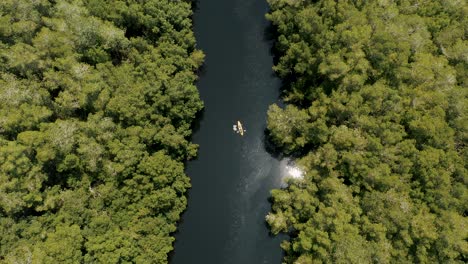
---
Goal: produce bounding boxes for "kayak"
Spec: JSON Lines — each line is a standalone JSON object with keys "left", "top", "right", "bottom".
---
{"left": 237, "top": 120, "right": 244, "bottom": 136}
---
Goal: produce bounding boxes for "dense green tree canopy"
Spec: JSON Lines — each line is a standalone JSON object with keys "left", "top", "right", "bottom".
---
{"left": 265, "top": 0, "right": 467, "bottom": 263}
{"left": 0, "top": 0, "right": 203, "bottom": 262}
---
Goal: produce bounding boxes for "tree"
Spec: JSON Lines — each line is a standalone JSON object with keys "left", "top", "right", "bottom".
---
{"left": 266, "top": 0, "right": 467, "bottom": 262}
{"left": 0, "top": 0, "right": 203, "bottom": 262}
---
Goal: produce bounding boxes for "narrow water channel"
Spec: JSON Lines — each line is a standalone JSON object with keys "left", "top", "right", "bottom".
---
{"left": 171, "top": 0, "right": 286, "bottom": 263}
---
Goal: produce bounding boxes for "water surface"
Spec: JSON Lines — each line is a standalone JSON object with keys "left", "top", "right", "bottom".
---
{"left": 172, "top": 0, "right": 286, "bottom": 263}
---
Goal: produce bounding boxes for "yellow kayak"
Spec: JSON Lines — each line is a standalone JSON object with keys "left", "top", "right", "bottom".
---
{"left": 237, "top": 120, "right": 244, "bottom": 136}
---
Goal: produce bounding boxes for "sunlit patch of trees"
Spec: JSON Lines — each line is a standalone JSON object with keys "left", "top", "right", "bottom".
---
{"left": 265, "top": 0, "right": 467, "bottom": 263}
{"left": 0, "top": 0, "right": 203, "bottom": 262}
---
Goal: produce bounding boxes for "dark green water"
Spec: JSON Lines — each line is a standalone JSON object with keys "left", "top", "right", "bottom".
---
{"left": 171, "top": 0, "right": 287, "bottom": 263}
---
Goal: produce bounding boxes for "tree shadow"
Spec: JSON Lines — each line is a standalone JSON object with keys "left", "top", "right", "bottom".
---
{"left": 262, "top": 128, "right": 284, "bottom": 161}
{"left": 263, "top": 19, "right": 281, "bottom": 66}
{"left": 190, "top": 107, "right": 205, "bottom": 137}
{"left": 195, "top": 60, "right": 207, "bottom": 80}
{"left": 190, "top": 0, "right": 200, "bottom": 12}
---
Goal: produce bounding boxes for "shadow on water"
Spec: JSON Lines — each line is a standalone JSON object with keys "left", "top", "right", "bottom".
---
{"left": 195, "top": 58, "right": 207, "bottom": 78}
{"left": 188, "top": 107, "right": 205, "bottom": 141}
{"left": 262, "top": 129, "right": 284, "bottom": 161}
{"left": 189, "top": 0, "right": 200, "bottom": 14}
{"left": 262, "top": 11, "right": 293, "bottom": 103}
{"left": 263, "top": 20, "right": 280, "bottom": 66}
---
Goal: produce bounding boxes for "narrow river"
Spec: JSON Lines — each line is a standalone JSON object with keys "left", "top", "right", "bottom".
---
{"left": 171, "top": 0, "right": 286, "bottom": 263}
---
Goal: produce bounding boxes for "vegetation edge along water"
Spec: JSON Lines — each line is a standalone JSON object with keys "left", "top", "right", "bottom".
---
{"left": 0, "top": 0, "right": 203, "bottom": 262}
{"left": 264, "top": 0, "right": 467, "bottom": 263}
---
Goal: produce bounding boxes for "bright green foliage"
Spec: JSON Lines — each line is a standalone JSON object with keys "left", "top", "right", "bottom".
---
{"left": 266, "top": 0, "right": 467, "bottom": 263}
{"left": 0, "top": 0, "right": 202, "bottom": 263}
